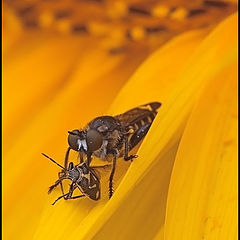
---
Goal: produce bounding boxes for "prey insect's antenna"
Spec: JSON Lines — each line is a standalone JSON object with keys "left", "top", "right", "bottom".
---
{"left": 41, "top": 153, "right": 65, "bottom": 170}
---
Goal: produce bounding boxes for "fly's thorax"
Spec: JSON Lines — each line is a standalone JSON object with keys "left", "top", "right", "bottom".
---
{"left": 68, "top": 116, "right": 122, "bottom": 157}
{"left": 107, "top": 129, "right": 122, "bottom": 147}
{"left": 88, "top": 116, "right": 120, "bottom": 133}
{"left": 87, "top": 116, "right": 121, "bottom": 155}
{"left": 92, "top": 128, "right": 123, "bottom": 160}
{"left": 92, "top": 139, "right": 108, "bottom": 160}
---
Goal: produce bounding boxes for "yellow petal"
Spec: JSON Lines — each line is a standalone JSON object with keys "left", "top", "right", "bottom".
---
{"left": 164, "top": 61, "right": 237, "bottom": 240}
{"left": 3, "top": 45, "right": 147, "bottom": 240}
{"left": 34, "top": 28, "right": 207, "bottom": 240}
{"left": 66, "top": 13, "right": 237, "bottom": 240}
{"left": 3, "top": 34, "right": 92, "bottom": 152}
{"left": 32, "top": 27, "right": 208, "bottom": 240}
{"left": 3, "top": 2, "right": 238, "bottom": 239}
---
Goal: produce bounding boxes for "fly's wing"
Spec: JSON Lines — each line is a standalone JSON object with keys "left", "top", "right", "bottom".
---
{"left": 115, "top": 102, "right": 161, "bottom": 150}
{"left": 115, "top": 102, "right": 161, "bottom": 129}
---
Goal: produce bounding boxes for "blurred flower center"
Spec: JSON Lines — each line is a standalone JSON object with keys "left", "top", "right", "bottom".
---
{"left": 3, "top": 0, "right": 237, "bottom": 53}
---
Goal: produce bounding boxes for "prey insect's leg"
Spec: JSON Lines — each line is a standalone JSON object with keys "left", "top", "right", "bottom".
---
{"left": 52, "top": 193, "right": 68, "bottom": 205}
{"left": 58, "top": 172, "right": 65, "bottom": 196}
{"left": 48, "top": 177, "right": 66, "bottom": 194}
{"left": 65, "top": 195, "right": 85, "bottom": 200}
{"left": 64, "top": 147, "right": 71, "bottom": 168}
{"left": 63, "top": 183, "right": 85, "bottom": 200}
{"left": 64, "top": 182, "right": 75, "bottom": 199}
{"left": 51, "top": 183, "right": 84, "bottom": 205}
{"left": 123, "top": 134, "right": 138, "bottom": 161}
{"left": 109, "top": 153, "right": 117, "bottom": 199}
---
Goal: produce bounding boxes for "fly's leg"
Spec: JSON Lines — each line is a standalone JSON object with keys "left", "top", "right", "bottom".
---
{"left": 79, "top": 151, "right": 84, "bottom": 163}
{"left": 91, "top": 164, "right": 111, "bottom": 170}
{"left": 64, "top": 147, "right": 71, "bottom": 168}
{"left": 123, "top": 134, "right": 138, "bottom": 161}
{"left": 108, "top": 150, "right": 118, "bottom": 199}
{"left": 86, "top": 153, "right": 92, "bottom": 166}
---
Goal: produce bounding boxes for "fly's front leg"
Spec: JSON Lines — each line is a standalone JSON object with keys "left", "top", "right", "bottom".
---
{"left": 123, "top": 134, "right": 138, "bottom": 161}
{"left": 79, "top": 152, "right": 92, "bottom": 165}
{"left": 64, "top": 147, "right": 71, "bottom": 168}
{"left": 86, "top": 153, "right": 92, "bottom": 166}
{"left": 79, "top": 151, "right": 84, "bottom": 163}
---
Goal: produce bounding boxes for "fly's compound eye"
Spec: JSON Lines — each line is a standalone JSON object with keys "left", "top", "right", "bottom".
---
{"left": 86, "top": 129, "right": 103, "bottom": 152}
{"left": 68, "top": 130, "right": 80, "bottom": 151}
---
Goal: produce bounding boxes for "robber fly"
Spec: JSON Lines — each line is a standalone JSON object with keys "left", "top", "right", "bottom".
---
{"left": 65, "top": 102, "right": 161, "bottom": 198}
{"left": 42, "top": 153, "right": 109, "bottom": 205}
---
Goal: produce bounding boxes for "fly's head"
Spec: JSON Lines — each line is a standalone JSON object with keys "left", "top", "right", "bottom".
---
{"left": 68, "top": 128, "right": 103, "bottom": 154}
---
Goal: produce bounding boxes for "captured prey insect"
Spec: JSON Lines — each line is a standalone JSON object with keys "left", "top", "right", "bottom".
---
{"left": 65, "top": 102, "right": 162, "bottom": 199}
{"left": 42, "top": 153, "right": 110, "bottom": 205}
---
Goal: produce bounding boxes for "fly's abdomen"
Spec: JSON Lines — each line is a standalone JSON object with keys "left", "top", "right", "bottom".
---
{"left": 128, "top": 110, "right": 158, "bottom": 150}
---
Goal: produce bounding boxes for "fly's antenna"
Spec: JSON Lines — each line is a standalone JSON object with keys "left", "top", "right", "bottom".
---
{"left": 41, "top": 153, "right": 65, "bottom": 170}
{"left": 68, "top": 131, "right": 77, "bottom": 135}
